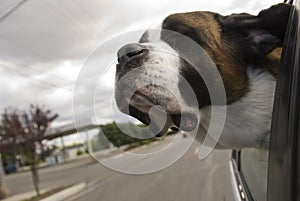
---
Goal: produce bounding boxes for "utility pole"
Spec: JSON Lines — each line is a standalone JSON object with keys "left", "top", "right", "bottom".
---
{"left": 85, "top": 130, "right": 93, "bottom": 154}
{"left": 0, "top": 154, "right": 9, "bottom": 199}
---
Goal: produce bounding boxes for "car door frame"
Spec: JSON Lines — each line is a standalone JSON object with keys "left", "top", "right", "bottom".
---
{"left": 267, "top": 0, "right": 300, "bottom": 200}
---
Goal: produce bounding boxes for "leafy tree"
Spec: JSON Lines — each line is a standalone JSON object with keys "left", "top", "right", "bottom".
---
{"left": 99, "top": 122, "right": 155, "bottom": 147}
{"left": 0, "top": 104, "right": 58, "bottom": 196}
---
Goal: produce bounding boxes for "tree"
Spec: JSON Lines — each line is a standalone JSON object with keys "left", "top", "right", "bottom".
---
{"left": 99, "top": 122, "right": 155, "bottom": 147}
{"left": 0, "top": 104, "right": 58, "bottom": 196}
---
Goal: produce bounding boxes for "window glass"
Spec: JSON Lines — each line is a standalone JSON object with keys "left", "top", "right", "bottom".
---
{"left": 241, "top": 148, "right": 269, "bottom": 201}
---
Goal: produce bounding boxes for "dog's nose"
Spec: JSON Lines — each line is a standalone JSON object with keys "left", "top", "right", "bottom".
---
{"left": 117, "top": 43, "right": 146, "bottom": 63}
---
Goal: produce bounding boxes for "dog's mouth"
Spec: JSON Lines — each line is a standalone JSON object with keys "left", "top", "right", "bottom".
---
{"left": 116, "top": 79, "right": 172, "bottom": 110}
{"left": 116, "top": 85, "right": 159, "bottom": 112}
{"left": 148, "top": 110, "right": 199, "bottom": 137}
{"left": 115, "top": 83, "right": 198, "bottom": 137}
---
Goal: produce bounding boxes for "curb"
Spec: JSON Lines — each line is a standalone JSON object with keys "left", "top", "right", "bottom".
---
{"left": 40, "top": 183, "right": 86, "bottom": 201}
{"left": 2, "top": 183, "right": 86, "bottom": 201}
{"left": 2, "top": 189, "right": 49, "bottom": 201}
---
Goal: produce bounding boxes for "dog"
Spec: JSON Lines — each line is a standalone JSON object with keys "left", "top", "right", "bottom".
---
{"left": 114, "top": 3, "right": 291, "bottom": 149}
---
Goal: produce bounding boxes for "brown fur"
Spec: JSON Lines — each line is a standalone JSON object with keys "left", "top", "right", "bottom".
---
{"left": 162, "top": 8, "right": 286, "bottom": 104}
{"left": 162, "top": 12, "right": 249, "bottom": 104}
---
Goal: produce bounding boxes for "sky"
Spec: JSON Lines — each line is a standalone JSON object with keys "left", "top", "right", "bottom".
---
{"left": 0, "top": 0, "right": 281, "bottom": 144}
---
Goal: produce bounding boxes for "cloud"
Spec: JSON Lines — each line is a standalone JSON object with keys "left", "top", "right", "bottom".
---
{"left": 0, "top": 0, "right": 282, "bottom": 131}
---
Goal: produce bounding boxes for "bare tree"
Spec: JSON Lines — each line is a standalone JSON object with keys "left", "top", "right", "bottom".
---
{"left": 0, "top": 104, "right": 58, "bottom": 196}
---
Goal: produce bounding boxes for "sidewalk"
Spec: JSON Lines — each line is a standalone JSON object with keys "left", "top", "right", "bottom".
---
{"left": 3, "top": 138, "right": 168, "bottom": 200}
{"left": 14, "top": 147, "right": 116, "bottom": 174}
{"left": 2, "top": 183, "right": 86, "bottom": 201}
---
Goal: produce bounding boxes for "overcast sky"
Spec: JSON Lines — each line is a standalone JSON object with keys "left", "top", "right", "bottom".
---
{"left": 0, "top": 0, "right": 281, "bottom": 136}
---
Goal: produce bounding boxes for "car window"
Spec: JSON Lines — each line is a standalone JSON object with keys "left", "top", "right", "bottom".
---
{"left": 240, "top": 148, "right": 269, "bottom": 201}
{"left": 233, "top": 1, "right": 299, "bottom": 201}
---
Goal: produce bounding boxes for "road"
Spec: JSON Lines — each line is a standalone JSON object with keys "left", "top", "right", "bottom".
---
{"left": 6, "top": 135, "right": 234, "bottom": 201}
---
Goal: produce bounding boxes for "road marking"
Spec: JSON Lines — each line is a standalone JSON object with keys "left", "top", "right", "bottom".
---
{"left": 112, "top": 153, "right": 124, "bottom": 159}
{"left": 194, "top": 147, "right": 200, "bottom": 155}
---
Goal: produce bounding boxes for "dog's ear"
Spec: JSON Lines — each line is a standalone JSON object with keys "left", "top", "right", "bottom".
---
{"left": 221, "top": 3, "right": 292, "bottom": 57}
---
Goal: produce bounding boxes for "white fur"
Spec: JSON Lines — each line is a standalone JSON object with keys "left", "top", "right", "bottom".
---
{"left": 135, "top": 29, "right": 188, "bottom": 112}
{"left": 198, "top": 68, "right": 276, "bottom": 149}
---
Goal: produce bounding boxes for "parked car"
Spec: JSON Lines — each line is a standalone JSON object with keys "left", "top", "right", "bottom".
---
{"left": 3, "top": 162, "right": 18, "bottom": 174}
{"left": 230, "top": 0, "right": 300, "bottom": 201}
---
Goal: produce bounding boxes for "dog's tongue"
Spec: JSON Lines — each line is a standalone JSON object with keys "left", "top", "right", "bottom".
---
{"left": 170, "top": 113, "right": 198, "bottom": 131}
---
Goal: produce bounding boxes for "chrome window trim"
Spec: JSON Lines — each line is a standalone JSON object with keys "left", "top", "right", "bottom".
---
{"left": 229, "top": 159, "right": 254, "bottom": 201}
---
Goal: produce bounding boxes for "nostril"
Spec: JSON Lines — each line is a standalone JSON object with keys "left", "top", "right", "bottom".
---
{"left": 126, "top": 49, "right": 145, "bottom": 58}
{"left": 117, "top": 43, "right": 146, "bottom": 64}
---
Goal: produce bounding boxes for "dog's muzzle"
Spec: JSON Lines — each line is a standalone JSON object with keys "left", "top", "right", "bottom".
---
{"left": 115, "top": 43, "right": 198, "bottom": 137}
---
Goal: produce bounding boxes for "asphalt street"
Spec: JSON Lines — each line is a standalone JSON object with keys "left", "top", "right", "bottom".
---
{"left": 6, "top": 135, "right": 234, "bottom": 201}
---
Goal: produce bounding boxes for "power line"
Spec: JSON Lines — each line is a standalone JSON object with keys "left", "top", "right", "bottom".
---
{"left": 0, "top": 0, "right": 30, "bottom": 24}
{"left": 0, "top": 65, "right": 73, "bottom": 92}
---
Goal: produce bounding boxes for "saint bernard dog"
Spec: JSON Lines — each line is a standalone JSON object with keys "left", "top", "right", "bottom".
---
{"left": 114, "top": 3, "right": 292, "bottom": 149}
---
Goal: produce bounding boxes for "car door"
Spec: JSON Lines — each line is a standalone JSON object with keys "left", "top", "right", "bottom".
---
{"left": 230, "top": 0, "right": 300, "bottom": 201}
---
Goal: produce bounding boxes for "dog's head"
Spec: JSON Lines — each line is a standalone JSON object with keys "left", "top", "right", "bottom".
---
{"left": 114, "top": 3, "right": 291, "bottom": 137}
